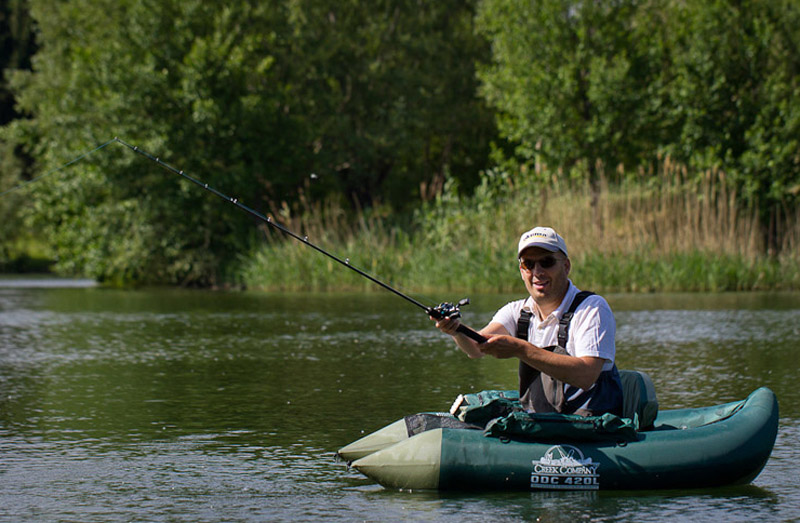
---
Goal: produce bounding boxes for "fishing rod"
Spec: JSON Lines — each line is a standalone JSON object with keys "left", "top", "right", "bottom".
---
{"left": 113, "top": 138, "right": 488, "bottom": 343}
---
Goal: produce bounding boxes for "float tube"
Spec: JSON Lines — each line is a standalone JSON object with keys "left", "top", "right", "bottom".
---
{"left": 338, "top": 371, "right": 778, "bottom": 491}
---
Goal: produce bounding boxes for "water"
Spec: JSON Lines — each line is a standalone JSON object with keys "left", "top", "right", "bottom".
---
{"left": 1, "top": 280, "right": 799, "bottom": 521}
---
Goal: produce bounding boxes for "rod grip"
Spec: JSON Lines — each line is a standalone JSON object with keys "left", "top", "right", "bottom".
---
{"left": 456, "top": 324, "right": 488, "bottom": 344}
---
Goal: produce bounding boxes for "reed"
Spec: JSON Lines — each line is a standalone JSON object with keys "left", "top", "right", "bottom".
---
{"left": 238, "top": 162, "right": 800, "bottom": 293}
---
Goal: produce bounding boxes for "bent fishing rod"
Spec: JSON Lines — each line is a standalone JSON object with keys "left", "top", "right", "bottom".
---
{"left": 113, "top": 138, "right": 488, "bottom": 344}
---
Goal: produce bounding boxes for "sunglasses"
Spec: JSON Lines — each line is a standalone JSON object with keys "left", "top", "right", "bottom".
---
{"left": 519, "top": 255, "right": 559, "bottom": 271}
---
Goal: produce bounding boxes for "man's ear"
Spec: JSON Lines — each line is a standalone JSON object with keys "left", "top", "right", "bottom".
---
{"left": 564, "top": 257, "right": 571, "bottom": 276}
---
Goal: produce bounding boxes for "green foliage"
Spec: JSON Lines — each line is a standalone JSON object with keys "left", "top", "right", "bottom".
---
{"left": 241, "top": 165, "right": 800, "bottom": 294}
{"left": 3, "top": 0, "right": 799, "bottom": 283}
{"left": 0, "top": 139, "right": 29, "bottom": 268}
{"left": 574, "top": 250, "right": 797, "bottom": 293}
{"left": 0, "top": 0, "right": 37, "bottom": 268}
{"left": 475, "top": 0, "right": 667, "bottom": 178}
{"left": 4, "top": 1, "right": 277, "bottom": 283}
{"left": 1, "top": 0, "right": 35, "bottom": 124}
{"left": 2, "top": 0, "right": 495, "bottom": 284}
{"left": 663, "top": 0, "right": 800, "bottom": 210}
{"left": 477, "top": 0, "right": 800, "bottom": 246}
{"left": 281, "top": 0, "right": 497, "bottom": 205}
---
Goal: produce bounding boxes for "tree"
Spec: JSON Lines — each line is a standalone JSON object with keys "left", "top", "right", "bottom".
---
{"left": 477, "top": 0, "right": 800, "bottom": 253}
{"left": 281, "top": 0, "right": 496, "bottom": 206}
{"left": 0, "top": 0, "right": 35, "bottom": 125}
{"left": 476, "top": 0, "right": 668, "bottom": 224}
{"left": 3, "top": 0, "right": 495, "bottom": 284}
{"left": 663, "top": 0, "right": 800, "bottom": 251}
{"left": 0, "top": 0, "right": 37, "bottom": 268}
{"left": 5, "top": 1, "right": 296, "bottom": 284}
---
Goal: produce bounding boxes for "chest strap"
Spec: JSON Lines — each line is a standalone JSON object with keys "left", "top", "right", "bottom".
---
{"left": 558, "top": 291, "right": 595, "bottom": 347}
{"left": 516, "top": 290, "right": 596, "bottom": 413}
{"left": 516, "top": 291, "right": 595, "bottom": 347}
{"left": 517, "top": 309, "right": 533, "bottom": 341}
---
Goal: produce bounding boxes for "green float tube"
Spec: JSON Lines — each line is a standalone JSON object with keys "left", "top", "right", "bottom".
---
{"left": 339, "top": 371, "right": 778, "bottom": 491}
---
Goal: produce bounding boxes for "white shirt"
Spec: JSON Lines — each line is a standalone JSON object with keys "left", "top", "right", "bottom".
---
{"left": 489, "top": 281, "right": 616, "bottom": 371}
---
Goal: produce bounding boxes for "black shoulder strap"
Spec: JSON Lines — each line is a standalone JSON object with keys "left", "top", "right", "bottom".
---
{"left": 516, "top": 307, "right": 536, "bottom": 397}
{"left": 557, "top": 291, "right": 595, "bottom": 348}
{"left": 516, "top": 309, "right": 533, "bottom": 341}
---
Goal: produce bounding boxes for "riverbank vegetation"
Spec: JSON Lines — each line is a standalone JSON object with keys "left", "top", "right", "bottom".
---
{"left": 1, "top": 0, "right": 799, "bottom": 292}
{"left": 240, "top": 159, "right": 800, "bottom": 293}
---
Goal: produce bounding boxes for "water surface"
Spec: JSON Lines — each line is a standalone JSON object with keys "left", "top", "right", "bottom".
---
{"left": 1, "top": 281, "right": 798, "bottom": 521}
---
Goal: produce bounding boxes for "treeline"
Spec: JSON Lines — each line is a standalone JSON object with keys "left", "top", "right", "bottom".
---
{"left": 0, "top": 0, "right": 36, "bottom": 270}
{"left": 1, "top": 0, "right": 799, "bottom": 286}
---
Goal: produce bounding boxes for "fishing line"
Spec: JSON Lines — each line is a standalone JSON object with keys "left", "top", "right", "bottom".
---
{"left": 0, "top": 139, "right": 117, "bottom": 198}
{"left": 113, "top": 138, "right": 487, "bottom": 341}
{"left": 2, "top": 136, "right": 487, "bottom": 342}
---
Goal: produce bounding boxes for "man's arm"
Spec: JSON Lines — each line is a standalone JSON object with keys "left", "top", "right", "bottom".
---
{"left": 479, "top": 334, "right": 606, "bottom": 390}
{"left": 431, "top": 317, "right": 510, "bottom": 359}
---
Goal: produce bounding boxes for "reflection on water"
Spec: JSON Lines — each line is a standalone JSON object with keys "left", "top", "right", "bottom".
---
{"left": 0, "top": 277, "right": 97, "bottom": 288}
{"left": 0, "top": 286, "right": 798, "bottom": 521}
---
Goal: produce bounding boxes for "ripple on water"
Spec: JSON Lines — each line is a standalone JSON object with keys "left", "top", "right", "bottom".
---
{"left": 1, "top": 288, "right": 798, "bottom": 521}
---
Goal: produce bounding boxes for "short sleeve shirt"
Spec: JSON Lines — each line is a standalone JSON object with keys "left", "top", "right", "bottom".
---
{"left": 489, "top": 281, "right": 616, "bottom": 370}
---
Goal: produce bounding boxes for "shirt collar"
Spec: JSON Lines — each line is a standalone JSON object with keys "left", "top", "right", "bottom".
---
{"left": 524, "top": 280, "right": 579, "bottom": 321}
{"left": 552, "top": 280, "right": 579, "bottom": 319}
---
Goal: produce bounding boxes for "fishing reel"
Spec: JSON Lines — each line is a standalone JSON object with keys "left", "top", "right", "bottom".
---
{"left": 428, "top": 298, "right": 471, "bottom": 320}
{"left": 428, "top": 298, "right": 488, "bottom": 343}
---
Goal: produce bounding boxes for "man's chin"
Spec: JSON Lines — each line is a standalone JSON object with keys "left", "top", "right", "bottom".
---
{"left": 531, "top": 290, "right": 551, "bottom": 302}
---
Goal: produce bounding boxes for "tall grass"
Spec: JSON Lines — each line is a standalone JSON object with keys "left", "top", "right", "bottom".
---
{"left": 238, "top": 161, "right": 800, "bottom": 293}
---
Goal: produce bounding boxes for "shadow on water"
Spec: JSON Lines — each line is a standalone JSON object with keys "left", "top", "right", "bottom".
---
{"left": 344, "top": 482, "right": 781, "bottom": 522}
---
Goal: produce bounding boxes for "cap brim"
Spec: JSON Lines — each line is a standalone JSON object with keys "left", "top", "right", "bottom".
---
{"left": 518, "top": 242, "right": 560, "bottom": 257}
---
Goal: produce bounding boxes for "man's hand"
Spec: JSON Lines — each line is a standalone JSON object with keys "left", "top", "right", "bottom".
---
{"left": 430, "top": 315, "right": 461, "bottom": 336}
{"left": 480, "top": 334, "right": 527, "bottom": 359}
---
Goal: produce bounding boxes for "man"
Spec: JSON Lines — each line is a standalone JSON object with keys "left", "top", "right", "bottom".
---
{"left": 432, "top": 226, "right": 623, "bottom": 416}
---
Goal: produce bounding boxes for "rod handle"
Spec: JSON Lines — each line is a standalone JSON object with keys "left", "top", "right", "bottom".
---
{"left": 456, "top": 324, "right": 488, "bottom": 344}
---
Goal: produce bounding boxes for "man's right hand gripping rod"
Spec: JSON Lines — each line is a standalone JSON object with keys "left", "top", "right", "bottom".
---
{"left": 428, "top": 299, "right": 488, "bottom": 344}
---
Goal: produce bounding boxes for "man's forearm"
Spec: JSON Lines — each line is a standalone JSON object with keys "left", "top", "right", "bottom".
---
{"left": 518, "top": 346, "right": 605, "bottom": 390}
{"left": 452, "top": 332, "right": 485, "bottom": 359}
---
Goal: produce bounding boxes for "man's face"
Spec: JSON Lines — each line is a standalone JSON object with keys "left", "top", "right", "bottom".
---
{"left": 519, "top": 247, "right": 571, "bottom": 307}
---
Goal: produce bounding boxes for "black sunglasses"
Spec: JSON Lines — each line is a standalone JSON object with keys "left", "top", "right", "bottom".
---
{"left": 519, "top": 255, "right": 558, "bottom": 271}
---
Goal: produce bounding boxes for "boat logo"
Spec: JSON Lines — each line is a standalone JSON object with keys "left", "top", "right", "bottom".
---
{"left": 530, "top": 445, "right": 600, "bottom": 490}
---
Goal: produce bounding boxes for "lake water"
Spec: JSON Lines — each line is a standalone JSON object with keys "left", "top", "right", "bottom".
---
{"left": 1, "top": 279, "right": 799, "bottom": 521}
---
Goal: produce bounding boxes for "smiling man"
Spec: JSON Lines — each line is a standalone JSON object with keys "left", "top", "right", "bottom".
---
{"left": 432, "top": 226, "right": 623, "bottom": 416}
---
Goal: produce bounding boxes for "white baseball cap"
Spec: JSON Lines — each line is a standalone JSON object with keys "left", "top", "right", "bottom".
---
{"left": 517, "top": 226, "right": 568, "bottom": 257}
